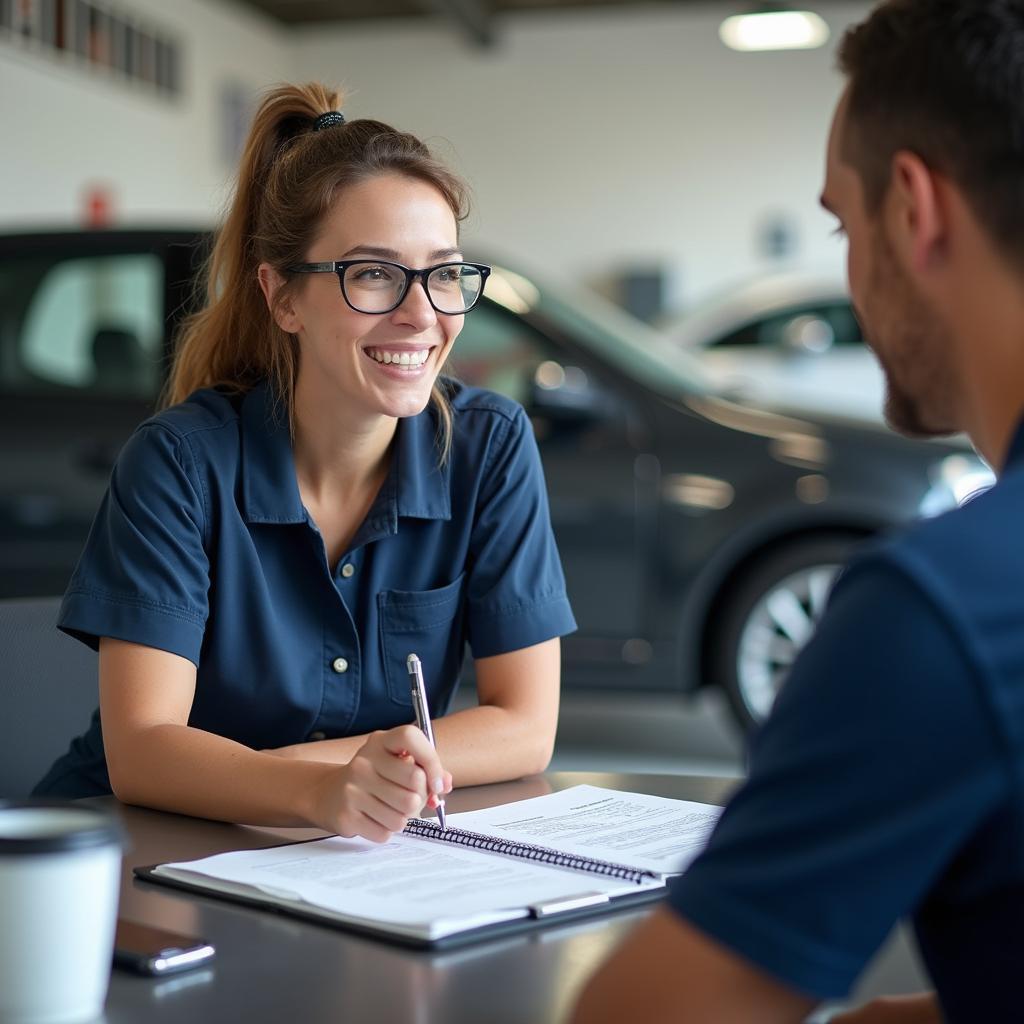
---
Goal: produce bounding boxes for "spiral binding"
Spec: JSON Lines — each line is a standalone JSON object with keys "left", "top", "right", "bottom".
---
{"left": 403, "top": 819, "right": 658, "bottom": 886}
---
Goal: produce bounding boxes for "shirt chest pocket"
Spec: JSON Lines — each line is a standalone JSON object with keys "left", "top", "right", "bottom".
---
{"left": 378, "top": 573, "right": 467, "bottom": 709}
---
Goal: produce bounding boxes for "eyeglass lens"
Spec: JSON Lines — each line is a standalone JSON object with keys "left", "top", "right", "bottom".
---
{"left": 341, "top": 263, "right": 484, "bottom": 314}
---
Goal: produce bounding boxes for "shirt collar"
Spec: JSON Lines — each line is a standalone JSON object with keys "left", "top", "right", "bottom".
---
{"left": 240, "top": 380, "right": 451, "bottom": 526}
{"left": 240, "top": 381, "right": 306, "bottom": 524}
{"left": 393, "top": 406, "right": 452, "bottom": 522}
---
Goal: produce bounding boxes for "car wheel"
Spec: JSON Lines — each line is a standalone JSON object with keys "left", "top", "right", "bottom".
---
{"left": 711, "top": 534, "right": 861, "bottom": 733}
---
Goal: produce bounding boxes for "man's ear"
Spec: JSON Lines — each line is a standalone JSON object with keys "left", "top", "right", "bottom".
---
{"left": 257, "top": 263, "right": 301, "bottom": 334}
{"left": 888, "top": 150, "right": 947, "bottom": 274}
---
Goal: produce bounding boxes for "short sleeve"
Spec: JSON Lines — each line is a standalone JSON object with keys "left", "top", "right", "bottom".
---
{"left": 667, "top": 556, "right": 1008, "bottom": 999}
{"left": 58, "top": 423, "right": 210, "bottom": 665}
{"left": 465, "top": 406, "right": 576, "bottom": 657}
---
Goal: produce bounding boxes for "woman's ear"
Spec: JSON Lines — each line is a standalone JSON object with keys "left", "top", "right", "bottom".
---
{"left": 257, "top": 263, "right": 301, "bottom": 334}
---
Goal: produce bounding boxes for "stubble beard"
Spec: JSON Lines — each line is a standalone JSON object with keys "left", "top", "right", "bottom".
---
{"left": 860, "top": 229, "right": 960, "bottom": 439}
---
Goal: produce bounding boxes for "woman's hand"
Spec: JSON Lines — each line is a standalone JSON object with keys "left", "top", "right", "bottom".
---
{"left": 309, "top": 725, "right": 453, "bottom": 842}
{"left": 828, "top": 993, "right": 942, "bottom": 1024}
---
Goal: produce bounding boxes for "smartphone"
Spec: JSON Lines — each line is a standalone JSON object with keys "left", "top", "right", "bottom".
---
{"left": 113, "top": 919, "right": 216, "bottom": 976}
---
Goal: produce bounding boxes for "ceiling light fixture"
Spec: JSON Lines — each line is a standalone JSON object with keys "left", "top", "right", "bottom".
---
{"left": 719, "top": 9, "right": 830, "bottom": 52}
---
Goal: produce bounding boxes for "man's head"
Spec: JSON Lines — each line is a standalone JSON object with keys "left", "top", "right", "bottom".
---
{"left": 823, "top": 0, "right": 1024, "bottom": 438}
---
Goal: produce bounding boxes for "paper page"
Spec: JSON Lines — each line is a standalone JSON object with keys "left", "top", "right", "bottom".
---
{"left": 446, "top": 785, "right": 722, "bottom": 876}
{"left": 156, "top": 829, "right": 650, "bottom": 939}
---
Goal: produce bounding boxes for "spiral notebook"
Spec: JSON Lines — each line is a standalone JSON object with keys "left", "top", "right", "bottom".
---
{"left": 137, "top": 785, "right": 722, "bottom": 949}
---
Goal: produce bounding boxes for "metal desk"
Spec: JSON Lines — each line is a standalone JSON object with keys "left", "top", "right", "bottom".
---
{"left": 98, "top": 771, "right": 923, "bottom": 1023}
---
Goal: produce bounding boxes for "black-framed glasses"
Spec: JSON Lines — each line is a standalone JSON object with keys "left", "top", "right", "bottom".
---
{"left": 286, "top": 259, "right": 491, "bottom": 315}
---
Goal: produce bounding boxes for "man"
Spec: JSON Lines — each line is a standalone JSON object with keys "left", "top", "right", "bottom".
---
{"left": 572, "top": 3, "right": 1024, "bottom": 1022}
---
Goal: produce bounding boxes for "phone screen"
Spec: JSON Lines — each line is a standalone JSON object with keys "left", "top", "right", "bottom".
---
{"left": 113, "top": 919, "right": 215, "bottom": 975}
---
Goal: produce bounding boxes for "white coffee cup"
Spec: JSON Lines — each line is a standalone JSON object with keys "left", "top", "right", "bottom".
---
{"left": 0, "top": 802, "right": 122, "bottom": 1024}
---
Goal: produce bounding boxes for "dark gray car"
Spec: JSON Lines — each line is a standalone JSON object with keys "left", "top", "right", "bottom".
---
{"left": 0, "top": 230, "right": 992, "bottom": 730}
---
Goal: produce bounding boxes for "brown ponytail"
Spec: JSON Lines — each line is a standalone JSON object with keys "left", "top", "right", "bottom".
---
{"left": 164, "top": 82, "right": 469, "bottom": 458}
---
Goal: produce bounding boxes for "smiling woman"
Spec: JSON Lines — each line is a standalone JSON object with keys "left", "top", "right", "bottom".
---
{"left": 260, "top": 174, "right": 481, "bottom": 429}
{"left": 33, "top": 83, "right": 576, "bottom": 845}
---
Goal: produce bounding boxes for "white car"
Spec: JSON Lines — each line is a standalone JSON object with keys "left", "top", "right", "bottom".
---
{"left": 665, "top": 274, "right": 886, "bottom": 421}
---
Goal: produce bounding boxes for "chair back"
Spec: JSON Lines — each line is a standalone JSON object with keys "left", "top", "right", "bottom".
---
{"left": 0, "top": 596, "right": 98, "bottom": 798}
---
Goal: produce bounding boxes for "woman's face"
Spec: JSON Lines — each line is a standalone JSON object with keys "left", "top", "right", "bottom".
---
{"left": 282, "top": 173, "right": 464, "bottom": 424}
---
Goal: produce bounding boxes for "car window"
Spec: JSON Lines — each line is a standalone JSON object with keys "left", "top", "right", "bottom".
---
{"left": 537, "top": 284, "right": 713, "bottom": 398}
{"left": 0, "top": 253, "right": 163, "bottom": 399}
{"left": 711, "top": 301, "right": 863, "bottom": 352}
{"left": 450, "top": 299, "right": 552, "bottom": 403}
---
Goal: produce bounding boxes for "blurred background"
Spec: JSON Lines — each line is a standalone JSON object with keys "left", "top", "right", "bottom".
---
{"left": 2, "top": 0, "right": 869, "bottom": 307}
{"left": 0, "top": 0, "right": 994, "bottom": 786}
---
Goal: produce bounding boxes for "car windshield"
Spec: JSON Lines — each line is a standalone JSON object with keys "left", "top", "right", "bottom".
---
{"left": 488, "top": 264, "right": 714, "bottom": 400}
{"left": 664, "top": 275, "right": 850, "bottom": 349}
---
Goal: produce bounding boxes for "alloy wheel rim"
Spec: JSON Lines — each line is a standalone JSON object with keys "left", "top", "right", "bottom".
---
{"left": 735, "top": 563, "right": 842, "bottom": 721}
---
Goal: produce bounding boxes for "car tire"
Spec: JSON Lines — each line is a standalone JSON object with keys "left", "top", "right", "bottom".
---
{"left": 710, "top": 534, "right": 862, "bottom": 734}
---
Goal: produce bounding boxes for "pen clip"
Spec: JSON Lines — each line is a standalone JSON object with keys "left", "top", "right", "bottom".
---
{"left": 406, "top": 653, "right": 428, "bottom": 734}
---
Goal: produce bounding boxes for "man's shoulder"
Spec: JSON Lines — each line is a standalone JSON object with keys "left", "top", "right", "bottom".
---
{"left": 845, "top": 470, "right": 1024, "bottom": 649}
{"left": 879, "top": 469, "right": 1021, "bottom": 573}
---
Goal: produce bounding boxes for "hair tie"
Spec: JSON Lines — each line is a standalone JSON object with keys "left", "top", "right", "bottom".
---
{"left": 313, "top": 111, "right": 346, "bottom": 132}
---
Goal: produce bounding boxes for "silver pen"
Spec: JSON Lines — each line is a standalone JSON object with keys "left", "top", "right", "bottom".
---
{"left": 406, "top": 653, "right": 447, "bottom": 830}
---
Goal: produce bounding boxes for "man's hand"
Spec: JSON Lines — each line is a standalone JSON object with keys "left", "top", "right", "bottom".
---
{"left": 828, "top": 993, "right": 942, "bottom": 1024}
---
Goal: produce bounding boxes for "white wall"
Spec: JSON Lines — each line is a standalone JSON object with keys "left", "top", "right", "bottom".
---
{"left": 292, "top": 1, "right": 872, "bottom": 310}
{"left": 0, "top": 0, "right": 872, "bottom": 310}
{"left": 0, "top": 0, "right": 290, "bottom": 227}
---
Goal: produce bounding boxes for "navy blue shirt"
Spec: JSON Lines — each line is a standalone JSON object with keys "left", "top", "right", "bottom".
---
{"left": 35, "top": 380, "right": 575, "bottom": 797}
{"left": 668, "top": 419, "right": 1024, "bottom": 1021}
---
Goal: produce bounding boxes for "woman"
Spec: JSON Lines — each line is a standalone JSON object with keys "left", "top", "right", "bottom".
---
{"left": 34, "top": 83, "right": 576, "bottom": 842}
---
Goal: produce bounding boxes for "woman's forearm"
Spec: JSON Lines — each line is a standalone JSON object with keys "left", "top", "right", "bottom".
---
{"left": 274, "top": 704, "right": 553, "bottom": 784}
{"left": 431, "top": 703, "right": 554, "bottom": 784}
{"left": 110, "top": 722, "right": 335, "bottom": 827}
{"left": 97, "top": 638, "right": 447, "bottom": 840}
{"left": 275, "top": 642, "right": 562, "bottom": 783}
{"left": 111, "top": 721, "right": 448, "bottom": 842}
{"left": 270, "top": 733, "right": 367, "bottom": 765}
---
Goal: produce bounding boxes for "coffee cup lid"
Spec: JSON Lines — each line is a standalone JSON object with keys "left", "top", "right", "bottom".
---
{"left": 0, "top": 801, "right": 123, "bottom": 854}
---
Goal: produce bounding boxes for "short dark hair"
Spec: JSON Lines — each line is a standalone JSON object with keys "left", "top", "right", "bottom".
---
{"left": 839, "top": 0, "right": 1024, "bottom": 264}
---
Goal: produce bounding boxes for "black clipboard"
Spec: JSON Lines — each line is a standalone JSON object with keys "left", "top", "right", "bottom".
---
{"left": 133, "top": 862, "right": 666, "bottom": 951}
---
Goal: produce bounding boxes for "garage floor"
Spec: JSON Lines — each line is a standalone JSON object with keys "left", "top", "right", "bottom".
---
{"left": 550, "top": 687, "right": 744, "bottom": 776}
{"left": 453, "top": 685, "right": 746, "bottom": 777}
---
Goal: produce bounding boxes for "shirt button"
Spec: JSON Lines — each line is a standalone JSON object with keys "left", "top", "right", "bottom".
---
{"left": 340, "top": 562, "right": 355, "bottom": 578}
{"left": 332, "top": 657, "right": 349, "bottom": 674}
{"left": 309, "top": 731, "right": 326, "bottom": 741}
